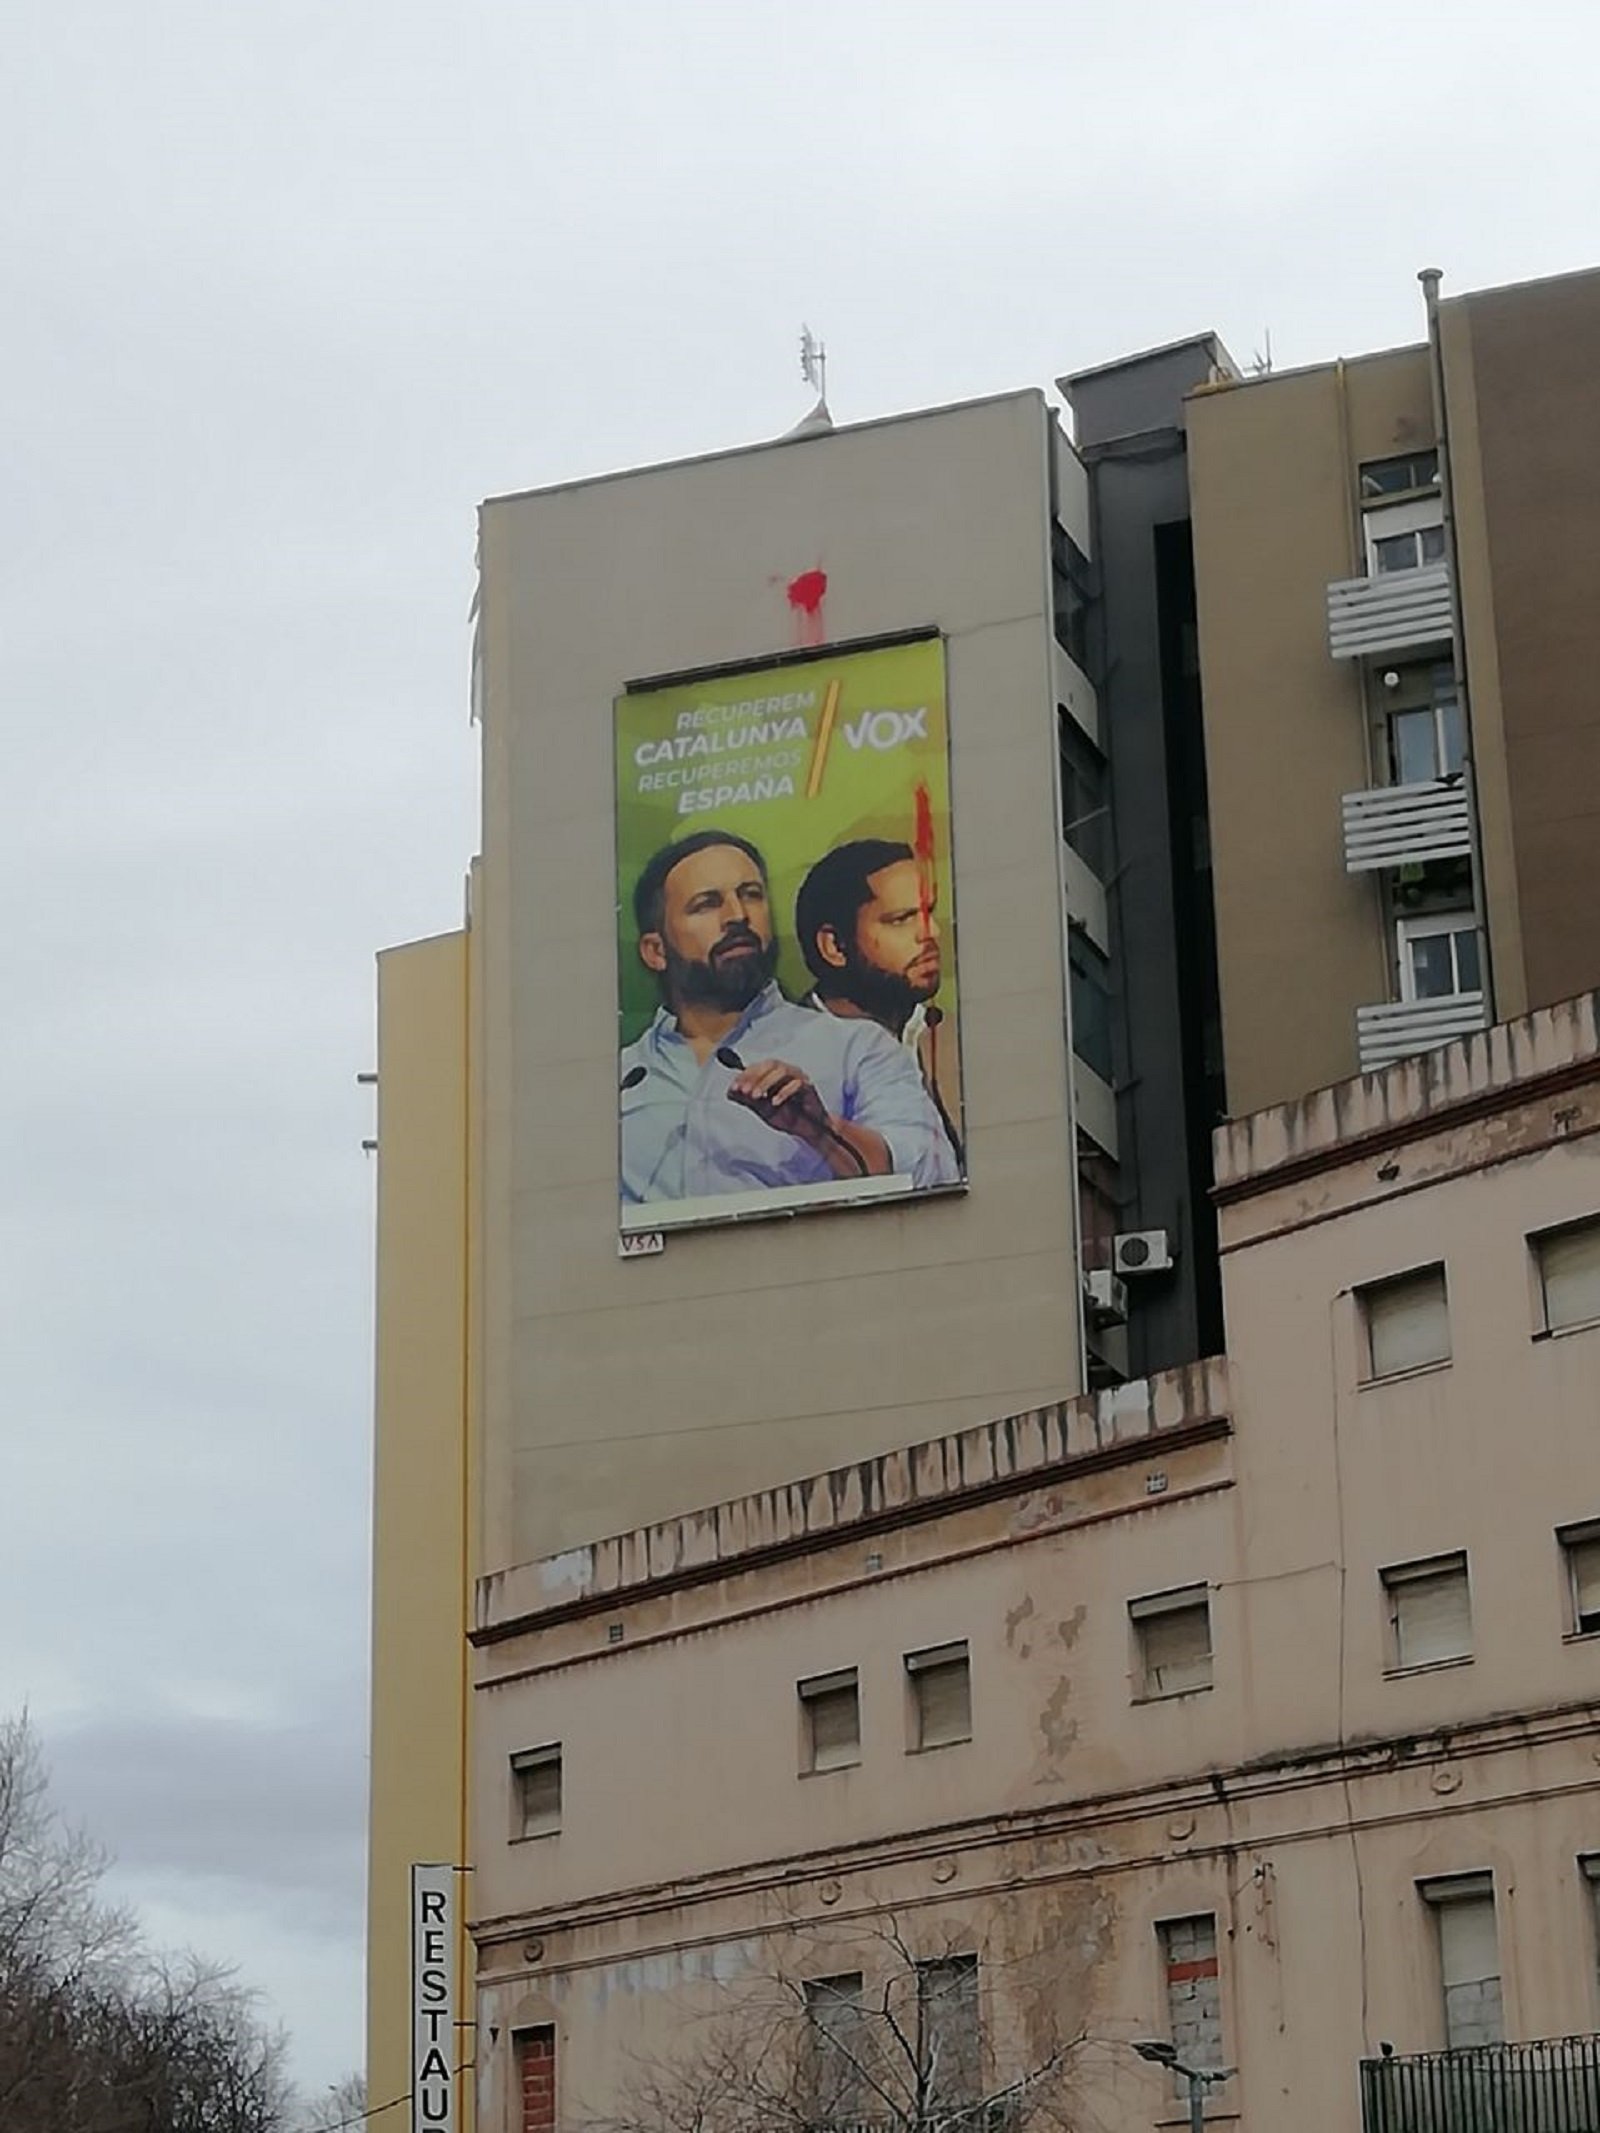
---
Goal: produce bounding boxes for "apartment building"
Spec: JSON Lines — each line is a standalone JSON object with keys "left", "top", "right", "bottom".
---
{"left": 366, "top": 261, "right": 1600, "bottom": 2127}
{"left": 469, "top": 992, "right": 1600, "bottom": 2133}
{"left": 368, "top": 389, "right": 1173, "bottom": 2108}
{"left": 1186, "top": 264, "right": 1600, "bottom": 1116}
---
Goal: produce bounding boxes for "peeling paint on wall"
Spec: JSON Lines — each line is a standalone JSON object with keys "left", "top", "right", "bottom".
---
{"left": 1004, "top": 1592, "right": 1036, "bottom": 1655}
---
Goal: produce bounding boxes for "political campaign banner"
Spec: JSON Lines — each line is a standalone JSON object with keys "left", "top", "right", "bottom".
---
{"left": 616, "top": 636, "right": 964, "bottom": 1231}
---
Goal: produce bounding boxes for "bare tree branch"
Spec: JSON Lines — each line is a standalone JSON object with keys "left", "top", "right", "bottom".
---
{"left": 0, "top": 1714, "right": 300, "bottom": 2132}
{"left": 582, "top": 1898, "right": 1093, "bottom": 2133}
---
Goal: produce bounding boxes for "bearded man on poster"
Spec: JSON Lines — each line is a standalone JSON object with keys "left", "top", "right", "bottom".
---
{"left": 794, "top": 838, "right": 963, "bottom": 1165}
{"left": 619, "top": 830, "right": 958, "bottom": 1209}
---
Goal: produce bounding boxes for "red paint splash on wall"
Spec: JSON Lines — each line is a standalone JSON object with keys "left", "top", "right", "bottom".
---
{"left": 786, "top": 568, "right": 828, "bottom": 647}
{"left": 913, "top": 780, "right": 937, "bottom": 930}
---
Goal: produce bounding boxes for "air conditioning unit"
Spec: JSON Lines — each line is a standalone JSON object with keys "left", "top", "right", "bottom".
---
{"left": 1083, "top": 1268, "right": 1128, "bottom": 1326}
{"left": 1113, "top": 1229, "right": 1174, "bottom": 1277}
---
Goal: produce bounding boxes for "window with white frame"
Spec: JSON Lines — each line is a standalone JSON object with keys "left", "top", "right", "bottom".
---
{"left": 1359, "top": 1264, "right": 1451, "bottom": 1380}
{"left": 1420, "top": 1875, "right": 1504, "bottom": 2049}
{"left": 1397, "top": 912, "right": 1481, "bottom": 1002}
{"left": 511, "top": 1744, "right": 562, "bottom": 1838}
{"left": 1130, "top": 1585, "right": 1213, "bottom": 1699}
{"left": 1373, "top": 523, "right": 1448, "bottom": 575}
{"left": 799, "top": 1668, "right": 860, "bottom": 1773}
{"left": 905, "top": 1642, "right": 972, "bottom": 1751}
{"left": 1533, "top": 1218, "right": 1600, "bottom": 1335}
{"left": 1385, "top": 665, "right": 1465, "bottom": 786}
{"left": 1364, "top": 495, "right": 1447, "bottom": 577}
{"left": 1360, "top": 450, "right": 1440, "bottom": 501}
{"left": 1559, "top": 1522, "right": 1600, "bottom": 1637}
{"left": 1383, "top": 1553, "right": 1473, "bottom": 1671}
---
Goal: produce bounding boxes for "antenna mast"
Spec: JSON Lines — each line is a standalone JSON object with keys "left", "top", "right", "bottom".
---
{"left": 799, "top": 324, "right": 828, "bottom": 406}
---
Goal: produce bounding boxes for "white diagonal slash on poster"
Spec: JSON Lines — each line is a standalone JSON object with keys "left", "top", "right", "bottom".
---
{"left": 410, "top": 1863, "right": 456, "bottom": 2133}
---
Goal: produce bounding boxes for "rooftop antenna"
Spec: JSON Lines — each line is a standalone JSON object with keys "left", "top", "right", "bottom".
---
{"left": 782, "top": 324, "right": 833, "bottom": 439}
{"left": 1248, "top": 327, "right": 1274, "bottom": 377}
{"left": 799, "top": 323, "right": 828, "bottom": 405}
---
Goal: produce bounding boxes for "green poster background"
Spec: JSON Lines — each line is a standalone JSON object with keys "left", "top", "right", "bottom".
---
{"left": 614, "top": 637, "right": 957, "bottom": 1051}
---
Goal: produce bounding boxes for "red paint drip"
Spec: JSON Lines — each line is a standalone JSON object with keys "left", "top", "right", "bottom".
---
{"left": 786, "top": 567, "right": 827, "bottom": 646}
{"left": 913, "top": 781, "right": 936, "bottom": 930}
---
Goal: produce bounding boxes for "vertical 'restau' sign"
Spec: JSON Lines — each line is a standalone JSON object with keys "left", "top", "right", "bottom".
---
{"left": 410, "top": 1863, "right": 455, "bottom": 2133}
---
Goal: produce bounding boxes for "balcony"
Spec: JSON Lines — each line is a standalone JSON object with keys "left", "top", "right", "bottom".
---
{"left": 1327, "top": 562, "right": 1453, "bottom": 660}
{"left": 1341, "top": 779, "right": 1472, "bottom": 873}
{"left": 1361, "top": 2034, "right": 1600, "bottom": 2132}
{"left": 1356, "top": 992, "right": 1489, "bottom": 1073}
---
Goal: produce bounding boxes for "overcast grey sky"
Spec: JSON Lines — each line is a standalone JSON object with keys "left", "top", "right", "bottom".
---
{"left": 3, "top": 0, "right": 1593, "bottom": 2095}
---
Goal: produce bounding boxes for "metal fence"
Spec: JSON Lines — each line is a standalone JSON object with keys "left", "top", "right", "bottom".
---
{"left": 1361, "top": 2036, "right": 1600, "bottom": 2132}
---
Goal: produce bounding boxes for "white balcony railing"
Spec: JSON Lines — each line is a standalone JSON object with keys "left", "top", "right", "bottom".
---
{"left": 1356, "top": 992, "right": 1489, "bottom": 1073}
{"left": 1341, "top": 778, "right": 1472, "bottom": 873}
{"left": 1327, "top": 563, "right": 1453, "bottom": 660}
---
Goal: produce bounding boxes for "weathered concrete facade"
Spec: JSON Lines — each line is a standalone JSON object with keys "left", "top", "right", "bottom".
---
{"left": 469, "top": 994, "right": 1600, "bottom": 2133}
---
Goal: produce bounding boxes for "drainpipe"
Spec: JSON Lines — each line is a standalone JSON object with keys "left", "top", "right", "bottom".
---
{"left": 1418, "top": 267, "right": 1495, "bottom": 1021}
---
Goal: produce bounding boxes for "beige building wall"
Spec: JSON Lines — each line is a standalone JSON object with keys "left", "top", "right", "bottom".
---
{"left": 475, "top": 392, "right": 1087, "bottom": 1573}
{"left": 1186, "top": 348, "right": 1434, "bottom": 1116}
{"left": 468, "top": 994, "right": 1600, "bottom": 2133}
{"left": 366, "top": 929, "right": 475, "bottom": 2125}
{"left": 1447, "top": 267, "right": 1600, "bottom": 1014}
{"left": 1434, "top": 296, "right": 1526, "bottom": 1021}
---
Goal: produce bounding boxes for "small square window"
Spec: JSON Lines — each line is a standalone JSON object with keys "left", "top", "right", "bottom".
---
{"left": 1363, "top": 494, "right": 1445, "bottom": 577}
{"left": 1360, "top": 1265, "right": 1451, "bottom": 1380}
{"left": 799, "top": 1669, "right": 860, "bottom": 1773}
{"left": 1130, "top": 1586, "right": 1213, "bottom": 1699}
{"left": 1534, "top": 1219, "right": 1600, "bottom": 1336}
{"left": 1374, "top": 530, "right": 1424, "bottom": 574}
{"left": 906, "top": 1642, "right": 972, "bottom": 1750}
{"left": 1559, "top": 1523, "right": 1600, "bottom": 1637}
{"left": 1397, "top": 916, "right": 1480, "bottom": 1004}
{"left": 1383, "top": 1554, "right": 1472, "bottom": 1671}
{"left": 511, "top": 1744, "right": 562, "bottom": 1838}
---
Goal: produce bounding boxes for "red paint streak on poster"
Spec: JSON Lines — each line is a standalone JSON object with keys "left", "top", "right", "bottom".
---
{"left": 913, "top": 780, "right": 936, "bottom": 931}
{"left": 786, "top": 568, "right": 828, "bottom": 646}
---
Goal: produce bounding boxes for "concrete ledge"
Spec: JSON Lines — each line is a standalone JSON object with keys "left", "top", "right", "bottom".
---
{"left": 1213, "top": 990, "right": 1600, "bottom": 1199}
{"left": 475, "top": 1357, "right": 1229, "bottom": 1641}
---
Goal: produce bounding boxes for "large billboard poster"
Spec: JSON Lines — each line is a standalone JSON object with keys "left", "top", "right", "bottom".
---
{"left": 616, "top": 636, "right": 965, "bottom": 1232}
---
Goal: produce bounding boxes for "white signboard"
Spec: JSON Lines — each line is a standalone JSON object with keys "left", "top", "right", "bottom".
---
{"left": 410, "top": 1863, "right": 455, "bottom": 2133}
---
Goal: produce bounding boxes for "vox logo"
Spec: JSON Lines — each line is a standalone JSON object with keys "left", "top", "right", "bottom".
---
{"left": 841, "top": 705, "right": 929, "bottom": 753}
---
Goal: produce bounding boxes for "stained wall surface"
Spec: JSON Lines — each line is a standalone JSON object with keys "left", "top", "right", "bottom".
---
{"left": 469, "top": 1001, "right": 1600, "bottom": 2133}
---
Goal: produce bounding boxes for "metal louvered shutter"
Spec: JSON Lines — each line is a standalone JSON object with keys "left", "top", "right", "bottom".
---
{"left": 907, "top": 1643, "right": 971, "bottom": 1748}
{"left": 1389, "top": 1559, "right": 1472, "bottom": 1668}
{"left": 1365, "top": 1266, "right": 1451, "bottom": 1378}
{"left": 1539, "top": 1220, "right": 1600, "bottom": 1332}
{"left": 801, "top": 1670, "right": 860, "bottom": 1771}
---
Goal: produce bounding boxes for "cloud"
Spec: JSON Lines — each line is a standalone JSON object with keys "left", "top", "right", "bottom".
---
{"left": 41, "top": 1694, "right": 366, "bottom": 1935}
